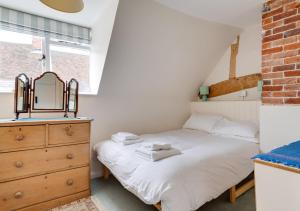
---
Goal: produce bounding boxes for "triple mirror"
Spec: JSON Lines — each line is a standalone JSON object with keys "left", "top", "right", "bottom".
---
{"left": 14, "top": 72, "right": 79, "bottom": 119}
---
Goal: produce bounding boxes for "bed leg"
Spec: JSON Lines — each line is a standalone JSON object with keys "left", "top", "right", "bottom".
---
{"left": 103, "top": 165, "right": 110, "bottom": 180}
{"left": 154, "top": 202, "right": 162, "bottom": 211}
{"left": 230, "top": 178, "right": 255, "bottom": 203}
{"left": 230, "top": 186, "right": 237, "bottom": 203}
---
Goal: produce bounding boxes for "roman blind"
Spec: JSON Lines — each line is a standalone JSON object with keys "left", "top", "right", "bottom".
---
{"left": 0, "top": 6, "right": 91, "bottom": 44}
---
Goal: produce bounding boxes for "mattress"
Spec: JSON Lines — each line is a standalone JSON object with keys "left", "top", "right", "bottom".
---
{"left": 94, "top": 129, "right": 259, "bottom": 211}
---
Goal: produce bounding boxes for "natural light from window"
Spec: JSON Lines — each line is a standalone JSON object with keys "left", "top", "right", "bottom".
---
{"left": 0, "top": 30, "right": 91, "bottom": 93}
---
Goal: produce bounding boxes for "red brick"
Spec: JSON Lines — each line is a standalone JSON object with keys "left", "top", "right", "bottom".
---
{"left": 273, "top": 64, "right": 295, "bottom": 71}
{"left": 265, "top": 30, "right": 272, "bottom": 37}
{"left": 263, "top": 7, "right": 283, "bottom": 19}
{"left": 284, "top": 42, "right": 300, "bottom": 50}
{"left": 273, "top": 91, "right": 297, "bottom": 97}
{"left": 273, "top": 78, "right": 297, "bottom": 85}
{"left": 262, "top": 54, "right": 272, "bottom": 61}
{"left": 273, "top": 9, "right": 297, "bottom": 21}
{"left": 262, "top": 97, "right": 284, "bottom": 104}
{"left": 285, "top": 2, "right": 298, "bottom": 11}
{"left": 269, "top": 1, "right": 283, "bottom": 10}
{"left": 262, "top": 46, "right": 283, "bottom": 55}
{"left": 262, "top": 67, "right": 272, "bottom": 73}
{"left": 262, "top": 91, "right": 272, "bottom": 97}
{"left": 284, "top": 70, "right": 300, "bottom": 76}
{"left": 284, "top": 28, "right": 300, "bottom": 38}
{"left": 263, "top": 80, "right": 272, "bottom": 85}
{"left": 298, "top": 91, "right": 300, "bottom": 96}
{"left": 263, "top": 17, "right": 273, "bottom": 26}
{"left": 283, "top": 0, "right": 295, "bottom": 4}
{"left": 263, "top": 85, "right": 283, "bottom": 91}
{"left": 263, "top": 20, "right": 284, "bottom": 30}
{"left": 273, "top": 23, "right": 296, "bottom": 34}
{"left": 263, "top": 72, "right": 284, "bottom": 79}
{"left": 284, "top": 14, "right": 300, "bottom": 24}
{"left": 272, "top": 36, "right": 297, "bottom": 47}
{"left": 284, "top": 84, "right": 300, "bottom": 90}
{"left": 285, "top": 97, "right": 300, "bottom": 104}
{"left": 263, "top": 42, "right": 272, "bottom": 50}
{"left": 284, "top": 56, "right": 300, "bottom": 64}
{"left": 262, "top": 59, "right": 283, "bottom": 67}
{"left": 263, "top": 33, "right": 283, "bottom": 42}
{"left": 272, "top": 50, "right": 298, "bottom": 59}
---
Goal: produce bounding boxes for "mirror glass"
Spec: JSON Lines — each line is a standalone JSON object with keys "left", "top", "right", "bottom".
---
{"left": 16, "top": 74, "right": 29, "bottom": 112}
{"left": 33, "top": 72, "right": 65, "bottom": 110}
{"left": 68, "top": 79, "right": 78, "bottom": 112}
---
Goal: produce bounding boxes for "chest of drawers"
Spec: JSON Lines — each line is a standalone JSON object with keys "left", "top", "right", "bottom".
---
{"left": 0, "top": 118, "right": 92, "bottom": 211}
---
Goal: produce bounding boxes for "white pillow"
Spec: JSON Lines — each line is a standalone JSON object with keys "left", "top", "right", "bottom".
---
{"left": 213, "top": 133, "right": 259, "bottom": 143}
{"left": 183, "top": 113, "right": 224, "bottom": 132}
{"left": 212, "top": 118, "right": 258, "bottom": 139}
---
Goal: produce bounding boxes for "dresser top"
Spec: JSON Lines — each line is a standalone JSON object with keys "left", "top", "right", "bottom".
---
{"left": 0, "top": 117, "right": 93, "bottom": 126}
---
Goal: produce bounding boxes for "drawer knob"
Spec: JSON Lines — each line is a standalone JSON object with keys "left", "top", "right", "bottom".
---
{"left": 66, "top": 153, "right": 74, "bottom": 159}
{"left": 64, "top": 127, "right": 73, "bottom": 136}
{"left": 14, "top": 191, "right": 23, "bottom": 199}
{"left": 15, "top": 134, "right": 25, "bottom": 141}
{"left": 66, "top": 179, "right": 74, "bottom": 186}
{"left": 15, "top": 161, "right": 24, "bottom": 168}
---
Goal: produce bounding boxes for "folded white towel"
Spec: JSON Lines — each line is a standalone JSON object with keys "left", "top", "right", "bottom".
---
{"left": 112, "top": 132, "right": 140, "bottom": 141}
{"left": 143, "top": 142, "right": 171, "bottom": 151}
{"left": 136, "top": 147, "right": 181, "bottom": 161}
{"left": 112, "top": 135, "right": 143, "bottom": 145}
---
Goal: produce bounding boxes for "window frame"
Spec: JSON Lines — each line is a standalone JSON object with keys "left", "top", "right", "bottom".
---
{"left": 0, "top": 31, "right": 91, "bottom": 94}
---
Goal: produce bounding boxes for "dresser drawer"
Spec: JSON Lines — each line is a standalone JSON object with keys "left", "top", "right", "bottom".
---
{"left": 0, "top": 144, "right": 89, "bottom": 182}
{"left": 0, "top": 125, "right": 46, "bottom": 152}
{"left": 48, "top": 123, "right": 90, "bottom": 145}
{"left": 0, "top": 167, "right": 89, "bottom": 211}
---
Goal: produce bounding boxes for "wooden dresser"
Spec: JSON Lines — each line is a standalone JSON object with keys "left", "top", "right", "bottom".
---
{"left": 0, "top": 118, "right": 92, "bottom": 211}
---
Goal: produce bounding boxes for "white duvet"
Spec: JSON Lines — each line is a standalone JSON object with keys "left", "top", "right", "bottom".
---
{"left": 94, "top": 129, "right": 259, "bottom": 211}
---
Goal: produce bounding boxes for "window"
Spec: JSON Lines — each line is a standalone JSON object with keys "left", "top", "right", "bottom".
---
{"left": 0, "top": 30, "right": 91, "bottom": 93}
{"left": 50, "top": 42, "right": 90, "bottom": 92}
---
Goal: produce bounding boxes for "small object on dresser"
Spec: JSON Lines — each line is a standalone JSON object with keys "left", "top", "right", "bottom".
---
{"left": 199, "top": 86, "right": 209, "bottom": 101}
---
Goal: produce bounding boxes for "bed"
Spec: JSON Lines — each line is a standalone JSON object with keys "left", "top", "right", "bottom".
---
{"left": 94, "top": 101, "right": 260, "bottom": 211}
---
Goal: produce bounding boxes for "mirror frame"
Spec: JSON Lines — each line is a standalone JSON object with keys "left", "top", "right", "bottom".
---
{"left": 31, "top": 71, "right": 66, "bottom": 112}
{"left": 67, "top": 78, "right": 79, "bottom": 117}
{"left": 14, "top": 73, "right": 30, "bottom": 117}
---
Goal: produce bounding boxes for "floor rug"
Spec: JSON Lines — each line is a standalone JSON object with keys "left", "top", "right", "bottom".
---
{"left": 51, "top": 197, "right": 106, "bottom": 211}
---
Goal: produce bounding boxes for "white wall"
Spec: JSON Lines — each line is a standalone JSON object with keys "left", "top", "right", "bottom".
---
{"left": 260, "top": 105, "right": 300, "bottom": 152}
{"left": 0, "top": 0, "right": 240, "bottom": 177}
{"left": 204, "top": 24, "right": 261, "bottom": 101}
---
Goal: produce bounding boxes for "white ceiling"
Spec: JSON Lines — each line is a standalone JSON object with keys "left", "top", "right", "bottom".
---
{"left": 155, "top": 0, "right": 264, "bottom": 28}
{"left": 0, "top": 0, "right": 108, "bottom": 27}
{"left": 0, "top": 0, "right": 263, "bottom": 28}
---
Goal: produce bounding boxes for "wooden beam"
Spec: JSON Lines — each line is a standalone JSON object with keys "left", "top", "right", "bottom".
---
{"left": 208, "top": 73, "right": 262, "bottom": 98}
{"left": 229, "top": 36, "right": 240, "bottom": 79}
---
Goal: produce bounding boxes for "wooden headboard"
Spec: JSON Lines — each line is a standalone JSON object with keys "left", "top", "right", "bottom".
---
{"left": 190, "top": 101, "right": 260, "bottom": 126}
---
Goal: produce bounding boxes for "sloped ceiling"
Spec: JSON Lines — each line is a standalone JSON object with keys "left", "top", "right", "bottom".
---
{"left": 154, "top": 0, "right": 263, "bottom": 28}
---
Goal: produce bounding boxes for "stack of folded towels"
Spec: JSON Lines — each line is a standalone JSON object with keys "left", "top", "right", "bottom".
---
{"left": 111, "top": 132, "right": 143, "bottom": 145}
{"left": 136, "top": 142, "right": 181, "bottom": 161}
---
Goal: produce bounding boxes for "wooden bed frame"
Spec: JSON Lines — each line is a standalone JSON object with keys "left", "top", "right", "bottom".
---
{"left": 102, "top": 165, "right": 254, "bottom": 211}
{"left": 101, "top": 101, "right": 259, "bottom": 210}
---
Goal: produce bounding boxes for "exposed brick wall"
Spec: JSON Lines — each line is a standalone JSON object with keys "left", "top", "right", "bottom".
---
{"left": 262, "top": 0, "right": 300, "bottom": 104}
